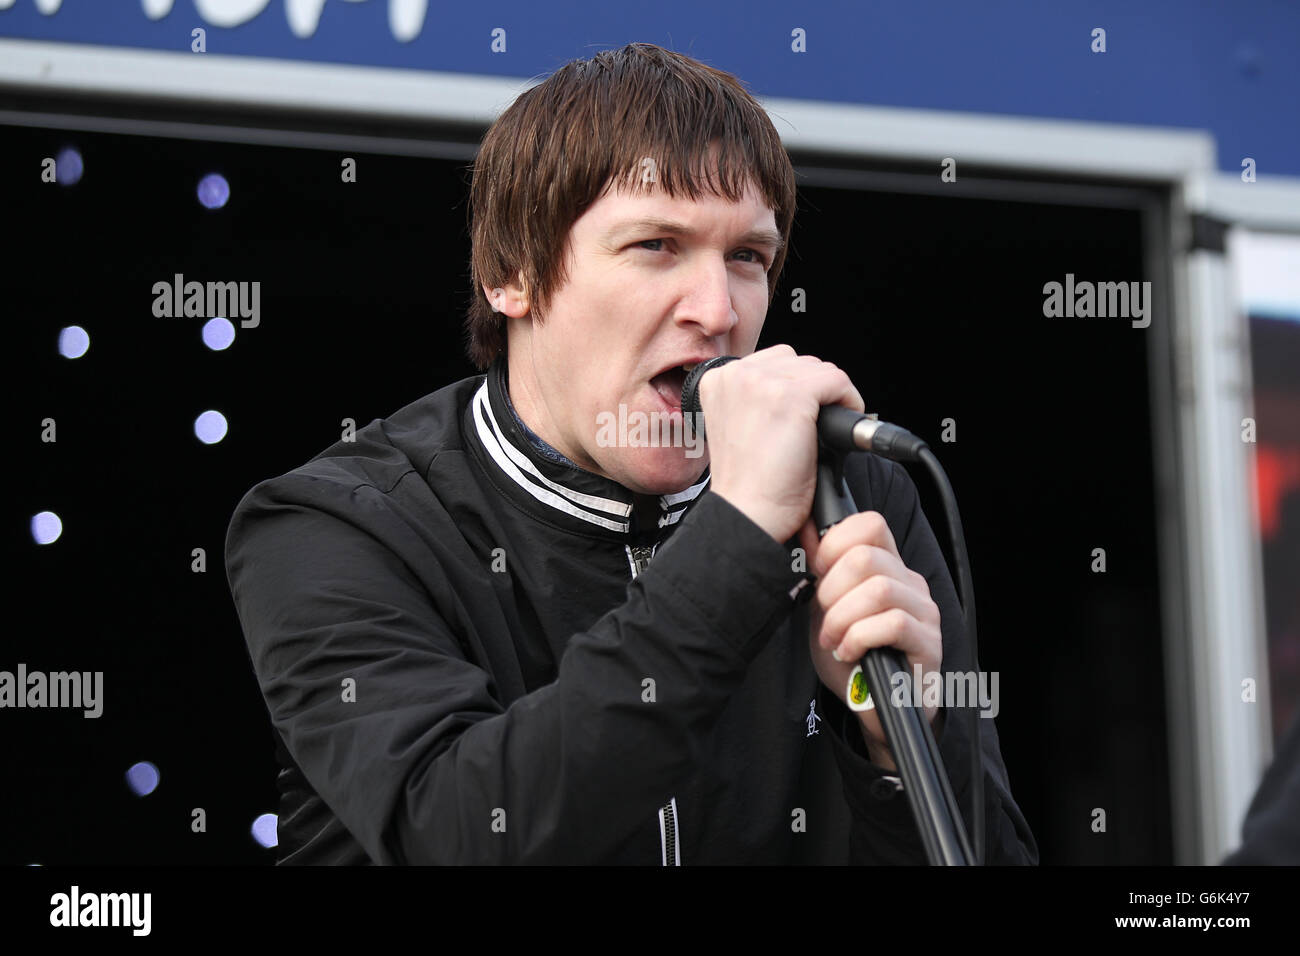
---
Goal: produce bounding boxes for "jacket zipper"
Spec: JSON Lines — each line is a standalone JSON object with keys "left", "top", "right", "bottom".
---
{"left": 626, "top": 543, "right": 680, "bottom": 866}
{"left": 627, "top": 543, "right": 654, "bottom": 577}
{"left": 658, "top": 797, "right": 680, "bottom": 866}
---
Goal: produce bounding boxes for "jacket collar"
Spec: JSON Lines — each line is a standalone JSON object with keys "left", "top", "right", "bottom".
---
{"left": 466, "top": 357, "right": 710, "bottom": 539}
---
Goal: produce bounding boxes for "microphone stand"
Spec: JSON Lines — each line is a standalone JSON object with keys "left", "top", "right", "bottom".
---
{"left": 814, "top": 443, "right": 975, "bottom": 866}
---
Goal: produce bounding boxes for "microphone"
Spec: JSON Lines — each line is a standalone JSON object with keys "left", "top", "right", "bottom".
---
{"left": 679, "top": 356, "right": 929, "bottom": 462}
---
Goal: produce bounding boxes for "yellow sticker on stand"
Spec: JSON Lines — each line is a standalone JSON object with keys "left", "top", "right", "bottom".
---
{"left": 847, "top": 665, "right": 874, "bottom": 712}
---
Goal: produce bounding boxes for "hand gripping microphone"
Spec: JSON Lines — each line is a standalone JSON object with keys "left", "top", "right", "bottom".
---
{"left": 679, "top": 356, "right": 930, "bottom": 462}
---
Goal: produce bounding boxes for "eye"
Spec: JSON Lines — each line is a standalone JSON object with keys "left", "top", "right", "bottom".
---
{"left": 635, "top": 239, "right": 767, "bottom": 268}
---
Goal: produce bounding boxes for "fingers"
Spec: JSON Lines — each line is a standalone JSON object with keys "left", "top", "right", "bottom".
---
{"left": 811, "top": 511, "right": 900, "bottom": 575}
{"left": 814, "top": 544, "right": 926, "bottom": 616}
{"left": 815, "top": 360, "right": 865, "bottom": 415}
{"left": 833, "top": 609, "right": 938, "bottom": 669}
{"left": 733, "top": 346, "right": 865, "bottom": 416}
{"left": 805, "top": 510, "right": 941, "bottom": 668}
{"left": 816, "top": 568, "right": 940, "bottom": 652}
{"left": 773, "top": 355, "right": 862, "bottom": 416}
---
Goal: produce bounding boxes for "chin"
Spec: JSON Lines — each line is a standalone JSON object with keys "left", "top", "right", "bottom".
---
{"left": 611, "top": 447, "right": 709, "bottom": 496}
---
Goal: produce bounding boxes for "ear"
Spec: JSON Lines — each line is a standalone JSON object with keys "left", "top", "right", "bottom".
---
{"left": 483, "top": 272, "right": 530, "bottom": 319}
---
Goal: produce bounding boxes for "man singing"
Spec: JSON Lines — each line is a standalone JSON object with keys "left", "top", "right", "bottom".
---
{"left": 225, "top": 42, "right": 1037, "bottom": 865}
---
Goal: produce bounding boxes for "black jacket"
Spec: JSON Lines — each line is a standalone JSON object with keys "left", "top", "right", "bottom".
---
{"left": 1222, "top": 705, "right": 1300, "bottom": 865}
{"left": 225, "top": 358, "right": 1038, "bottom": 864}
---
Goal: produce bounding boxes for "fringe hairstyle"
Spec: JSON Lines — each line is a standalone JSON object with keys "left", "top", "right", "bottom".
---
{"left": 463, "top": 42, "right": 797, "bottom": 369}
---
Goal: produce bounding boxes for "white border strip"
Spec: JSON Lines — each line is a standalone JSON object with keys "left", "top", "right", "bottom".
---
{"left": 759, "top": 94, "right": 1216, "bottom": 180}
{"left": 1, "top": 38, "right": 1222, "bottom": 183}
{"left": 1192, "top": 172, "right": 1300, "bottom": 234}
{"left": 1174, "top": 247, "right": 1271, "bottom": 862}
{"left": 0, "top": 38, "right": 532, "bottom": 123}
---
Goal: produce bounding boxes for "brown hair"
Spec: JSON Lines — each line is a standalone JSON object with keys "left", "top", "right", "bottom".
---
{"left": 463, "top": 42, "right": 798, "bottom": 369}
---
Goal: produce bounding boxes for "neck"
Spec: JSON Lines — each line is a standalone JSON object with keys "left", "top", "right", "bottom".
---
{"left": 502, "top": 352, "right": 585, "bottom": 470}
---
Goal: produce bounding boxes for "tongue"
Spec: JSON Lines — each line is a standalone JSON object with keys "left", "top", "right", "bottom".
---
{"left": 650, "top": 367, "right": 687, "bottom": 407}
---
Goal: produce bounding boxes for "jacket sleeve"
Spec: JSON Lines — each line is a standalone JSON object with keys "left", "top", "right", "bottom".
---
{"left": 225, "top": 472, "right": 811, "bottom": 864}
{"left": 814, "top": 454, "right": 1040, "bottom": 865}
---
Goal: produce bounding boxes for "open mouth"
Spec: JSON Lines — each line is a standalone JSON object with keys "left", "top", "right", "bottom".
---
{"left": 648, "top": 363, "right": 699, "bottom": 410}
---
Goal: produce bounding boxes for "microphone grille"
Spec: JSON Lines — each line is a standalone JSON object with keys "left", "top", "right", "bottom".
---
{"left": 680, "top": 356, "right": 738, "bottom": 434}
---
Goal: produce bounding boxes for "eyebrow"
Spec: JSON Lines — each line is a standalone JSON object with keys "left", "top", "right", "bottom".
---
{"left": 604, "top": 216, "right": 786, "bottom": 255}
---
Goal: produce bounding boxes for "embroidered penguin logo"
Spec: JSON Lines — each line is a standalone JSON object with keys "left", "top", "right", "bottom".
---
{"left": 805, "top": 699, "right": 822, "bottom": 737}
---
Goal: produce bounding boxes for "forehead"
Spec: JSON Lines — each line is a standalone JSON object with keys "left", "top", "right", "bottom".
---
{"left": 597, "top": 171, "right": 770, "bottom": 217}
{"left": 580, "top": 175, "right": 778, "bottom": 245}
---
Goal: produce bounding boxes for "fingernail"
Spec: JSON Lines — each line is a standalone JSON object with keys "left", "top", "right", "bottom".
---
{"left": 831, "top": 647, "right": 842, "bottom": 662}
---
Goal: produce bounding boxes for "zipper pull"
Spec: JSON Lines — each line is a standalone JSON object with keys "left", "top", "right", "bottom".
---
{"left": 629, "top": 545, "right": 653, "bottom": 577}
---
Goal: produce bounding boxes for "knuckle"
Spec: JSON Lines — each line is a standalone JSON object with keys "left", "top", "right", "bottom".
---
{"left": 866, "top": 574, "right": 893, "bottom": 607}
{"left": 821, "top": 604, "right": 843, "bottom": 640}
{"left": 848, "top": 544, "right": 874, "bottom": 578}
{"left": 887, "top": 608, "right": 911, "bottom": 639}
{"left": 861, "top": 510, "right": 888, "bottom": 539}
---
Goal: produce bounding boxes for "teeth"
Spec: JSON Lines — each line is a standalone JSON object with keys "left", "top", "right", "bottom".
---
{"left": 682, "top": 364, "right": 697, "bottom": 372}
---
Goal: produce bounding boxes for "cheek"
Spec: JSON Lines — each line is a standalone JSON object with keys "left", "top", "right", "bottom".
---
{"left": 738, "top": 282, "right": 769, "bottom": 324}
{"left": 734, "top": 310, "right": 766, "bottom": 351}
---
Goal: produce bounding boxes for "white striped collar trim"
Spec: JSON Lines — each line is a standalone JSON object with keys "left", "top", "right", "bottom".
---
{"left": 471, "top": 378, "right": 712, "bottom": 533}
{"left": 473, "top": 385, "right": 631, "bottom": 533}
{"left": 661, "top": 474, "right": 711, "bottom": 507}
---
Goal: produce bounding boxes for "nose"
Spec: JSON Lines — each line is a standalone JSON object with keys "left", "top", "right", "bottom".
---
{"left": 675, "top": 259, "right": 738, "bottom": 339}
